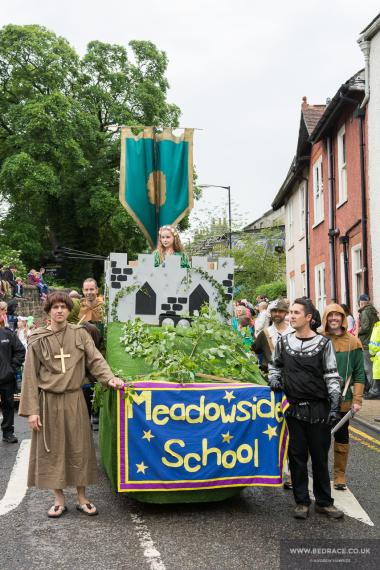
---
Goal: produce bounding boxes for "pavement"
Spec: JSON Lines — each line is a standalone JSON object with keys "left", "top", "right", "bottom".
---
{"left": 0, "top": 413, "right": 379, "bottom": 570}
{"left": 353, "top": 399, "right": 380, "bottom": 433}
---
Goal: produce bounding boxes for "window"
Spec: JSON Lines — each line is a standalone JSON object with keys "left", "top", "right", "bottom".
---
{"left": 299, "top": 181, "right": 306, "bottom": 237}
{"left": 301, "top": 271, "right": 307, "bottom": 297}
{"left": 340, "top": 252, "right": 347, "bottom": 305}
{"left": 289, "top": 276, "right": 296, "bottom": 302}
{"left": 314, "top": 262, "right": 326, "bottom": 314}
{"left": 351, "top": 245, "right": 363, "bottom": 310}
{"left": 313, "top": 157, "right": 324, "bottom": 225}
{"left": 287, "top": 199, "right": 294, "bottom": 248}
{"left": 337, "top": 125, "right": 347, "bottom": 204}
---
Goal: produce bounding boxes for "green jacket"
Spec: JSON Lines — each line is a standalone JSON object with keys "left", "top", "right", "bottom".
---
{"left": 358, "top": 303, "right": 378, "bottom": 348}
{"left": 153, "top": 250, "right": 190, "bottom": 268}
{"left": 322, "top": 303, "right": 365, "bottom": 410}
{"left": 334, "top": 348, "right": 365, "bottom": 405}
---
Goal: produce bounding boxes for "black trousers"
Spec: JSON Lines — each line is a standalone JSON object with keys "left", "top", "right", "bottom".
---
{"left": 82, "top": 385, "right": 92, "bottom": 419}
{"left": 0, "top": 383, "right": 15, "bottom": 435}
{"left": 286, "top": 416, "right": 333, "bottom": 507}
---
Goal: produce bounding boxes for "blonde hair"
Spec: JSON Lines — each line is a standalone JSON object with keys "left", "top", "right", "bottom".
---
{"left": 0, "top": 301, "right": 7, "bottom": 328}
{"left": 157, "top": 225, "right": 184, "bottom": 263}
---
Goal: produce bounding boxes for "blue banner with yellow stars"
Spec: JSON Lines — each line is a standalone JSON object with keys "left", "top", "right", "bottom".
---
{"left": 117, "top": 381, "right": 289, "bottom": 492}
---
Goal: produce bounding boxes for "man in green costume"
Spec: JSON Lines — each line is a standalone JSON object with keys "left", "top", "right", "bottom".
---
{"left": 321, "top": 304, "right": 365, "bottom": 490}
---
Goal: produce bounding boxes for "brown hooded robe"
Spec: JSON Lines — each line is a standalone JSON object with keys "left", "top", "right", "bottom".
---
{"left": 19, "top": 324, "right": 114, "bottom": 488}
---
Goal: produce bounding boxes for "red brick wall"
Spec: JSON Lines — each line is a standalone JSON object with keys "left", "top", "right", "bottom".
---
{"left": 308, "top": 107, "right": 371, "bottom": 312}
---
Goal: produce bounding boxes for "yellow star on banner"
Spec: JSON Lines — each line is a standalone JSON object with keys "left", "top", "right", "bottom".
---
{"left": 263, "top": 425, "right": 278, "bottom": 441}
{"left": 223, "top": 390, "right": 235, "bottom": 403}
{"left": 222, "top": 431, "right": 234, "bottom": 443}
{"left": 142, "top": 430, "right": 155, "bottom": 442}
{"left": 136, "top": 461, "right": 149, "bottom": 474}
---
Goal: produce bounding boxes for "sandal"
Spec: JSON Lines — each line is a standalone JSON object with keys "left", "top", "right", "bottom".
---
{"left": 283, "top": 481, "right": 293, "bottom": 490}
{"left": 334, "top": 483, "right": 347, "bottom": 491}
{"left": 76, "top": 502, "right": 98, "bottom": 516}
{"left": 47, "top": 505, "right": 67, "bottom": 518}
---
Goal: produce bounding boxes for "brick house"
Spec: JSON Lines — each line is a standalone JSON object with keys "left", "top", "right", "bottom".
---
{"left": 308, "top": 70, "right": 370, "bottom": 316}
{"left": 273, "top": 70, "right": 371, "bottom": 315}
{"left": 358, "top": 14, "right": 380, "bottom": 310}
{"left": 272, "top": 99, "right": 325, "bottom": 301}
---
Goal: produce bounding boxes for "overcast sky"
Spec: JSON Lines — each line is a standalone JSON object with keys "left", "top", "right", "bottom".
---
{"left": 1, "top": 1, "right": 379, "bottom": 229}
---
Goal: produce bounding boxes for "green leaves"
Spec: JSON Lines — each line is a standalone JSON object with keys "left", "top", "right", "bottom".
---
{"left": 118, "top": 308, "right": 266, "bottom": 385}
{"left": 231, "top": 229, "right": 286, "bottom": 301}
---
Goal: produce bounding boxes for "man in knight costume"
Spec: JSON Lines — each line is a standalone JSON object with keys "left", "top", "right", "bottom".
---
{"left": 268, "top": 298, "right": 344, "bottom": 520}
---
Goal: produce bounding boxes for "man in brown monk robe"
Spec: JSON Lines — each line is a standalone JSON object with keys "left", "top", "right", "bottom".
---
{"left": 19, "top": 291, "right": 124, "bottom": 518}
{"left": 78, "top": 278, "right": 104, "bottom": 324}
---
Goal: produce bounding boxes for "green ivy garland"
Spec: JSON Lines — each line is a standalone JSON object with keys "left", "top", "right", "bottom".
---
{"left": 182, "top": 267, "right": 230, "bottom": 319}
{"left": 111, "top": 284, "right": 141, "bottom": 322}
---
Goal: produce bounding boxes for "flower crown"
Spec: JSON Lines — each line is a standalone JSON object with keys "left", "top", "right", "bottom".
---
{"left": 159, "top": 225, "right": 179, "bottom": 237}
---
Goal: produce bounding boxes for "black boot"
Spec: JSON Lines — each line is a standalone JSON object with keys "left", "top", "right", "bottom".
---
{"left": 3, "top": 433, "right": 18, "bottom": 443}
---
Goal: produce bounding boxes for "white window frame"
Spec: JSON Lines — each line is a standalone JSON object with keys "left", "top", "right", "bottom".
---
{"left": 337, "top": 125, "right": 347, "bottom": 206}
{"left": 351, "top": 244, "right": 363, "bottom": 312}
{"left": 313, "top": 157, "right": 324, "bottom": 226}
{"left": 289, "top": 276, "right": 296, "bottom": 302}
{"left": 301, "top": 271, "right": 307, "bottom": 297}
{"left": 299, "top": 181, "right": 306, "bottom": 237}
{"left": 314, "top": 262, "right": 326, "bottom": 315}
{"left": 287, "top": 199, "right": 294, "bottom": 248}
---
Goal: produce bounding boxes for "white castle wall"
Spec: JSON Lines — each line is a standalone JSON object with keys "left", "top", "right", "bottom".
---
{"left": 106, "top": 253, "right": 234, "bottom": 324}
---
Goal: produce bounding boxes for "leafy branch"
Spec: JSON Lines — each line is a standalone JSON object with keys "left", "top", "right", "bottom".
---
{"left": 119, "top": 307, "right": 265, "bottom": 385}
{"left": 181, "top": 267, "right": 230, "bottom": 319}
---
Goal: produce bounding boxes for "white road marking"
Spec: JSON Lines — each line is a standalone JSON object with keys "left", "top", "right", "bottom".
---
{"left": 130, "top": 512, "right": 166, "bottom": 570}
{"left": 308, "top": 478, "right": 374, "bottom": 526}
{"left": 0, "top": 439, "right": 31, "bottom": 516}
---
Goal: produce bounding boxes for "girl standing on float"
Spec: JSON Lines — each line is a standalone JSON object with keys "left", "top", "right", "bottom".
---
{"left": 153, "top": 225, "right": 190, "bottom": 268}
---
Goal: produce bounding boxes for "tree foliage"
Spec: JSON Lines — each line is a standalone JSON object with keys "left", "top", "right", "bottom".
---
{"left": 0, "top": 25, "right": 181, "bottom": 283}
{"left": 255, "top": 280, "right": 287, "bottom": 301}
{"left": 0, "top": 244, "right": 27, "bottom": 279}
{"left": 231, "top": 230, "right": 286, "bottom": 302}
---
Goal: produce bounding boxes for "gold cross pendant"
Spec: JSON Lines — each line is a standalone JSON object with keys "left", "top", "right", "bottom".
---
{"left": 54, "top": 347, "right": 71, "bottom": 373}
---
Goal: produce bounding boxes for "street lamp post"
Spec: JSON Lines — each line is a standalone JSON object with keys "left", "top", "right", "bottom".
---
{"left": 198, "top": 184, "right": 232, "bottom": 250}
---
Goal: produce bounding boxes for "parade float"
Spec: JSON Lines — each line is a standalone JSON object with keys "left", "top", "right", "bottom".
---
{"left": 97, "top": 127, "right": 289, "bottom": 503}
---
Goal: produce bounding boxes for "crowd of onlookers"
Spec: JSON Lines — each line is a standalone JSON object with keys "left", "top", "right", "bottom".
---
{"left": 232, "top": 293, "right": 380, "bottom": 404}
{"left": 0, "top": 263, "right": 49, "bottom": 301}
{"left": 0, "top": 274, "right": 105, "bottom": 443}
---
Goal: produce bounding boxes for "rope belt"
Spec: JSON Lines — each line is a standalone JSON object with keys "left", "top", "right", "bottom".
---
{"left": 41, "top": 390, "right": 50, "bottom": 453}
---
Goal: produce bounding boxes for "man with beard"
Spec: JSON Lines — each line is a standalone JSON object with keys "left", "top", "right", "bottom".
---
{"left": 252, "top": 298, "right": 293, "bottom": 372}
{"left": 321, "top": 304, "right": 365, "bottom": 490}
{"left": 268, "top": 298, "right": 343, "bottom": 520}
{"left": 77, "top": 278, "right": 105, "bottom": 430}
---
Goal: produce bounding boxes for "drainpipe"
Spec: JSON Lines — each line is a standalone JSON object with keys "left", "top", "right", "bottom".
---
{"left": 340, "top": 236, "right": 350, "bottom": 308}
{"left": 304, "top": 177, "right": 310, "bottom": 297}
{"left": 356, "top": 106, "right": 369, "bottom": 295}
{"left": 327, "top": 136, "right": 338, "bottom": 302}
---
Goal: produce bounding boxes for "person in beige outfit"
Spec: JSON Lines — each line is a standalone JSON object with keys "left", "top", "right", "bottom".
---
{"left": 19, "top": 291, "right": 124, "bottom": 518}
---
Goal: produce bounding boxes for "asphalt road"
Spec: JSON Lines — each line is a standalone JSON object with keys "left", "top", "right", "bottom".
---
{"left": 0, "top": 414, "right": 379, "bottom": 570}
